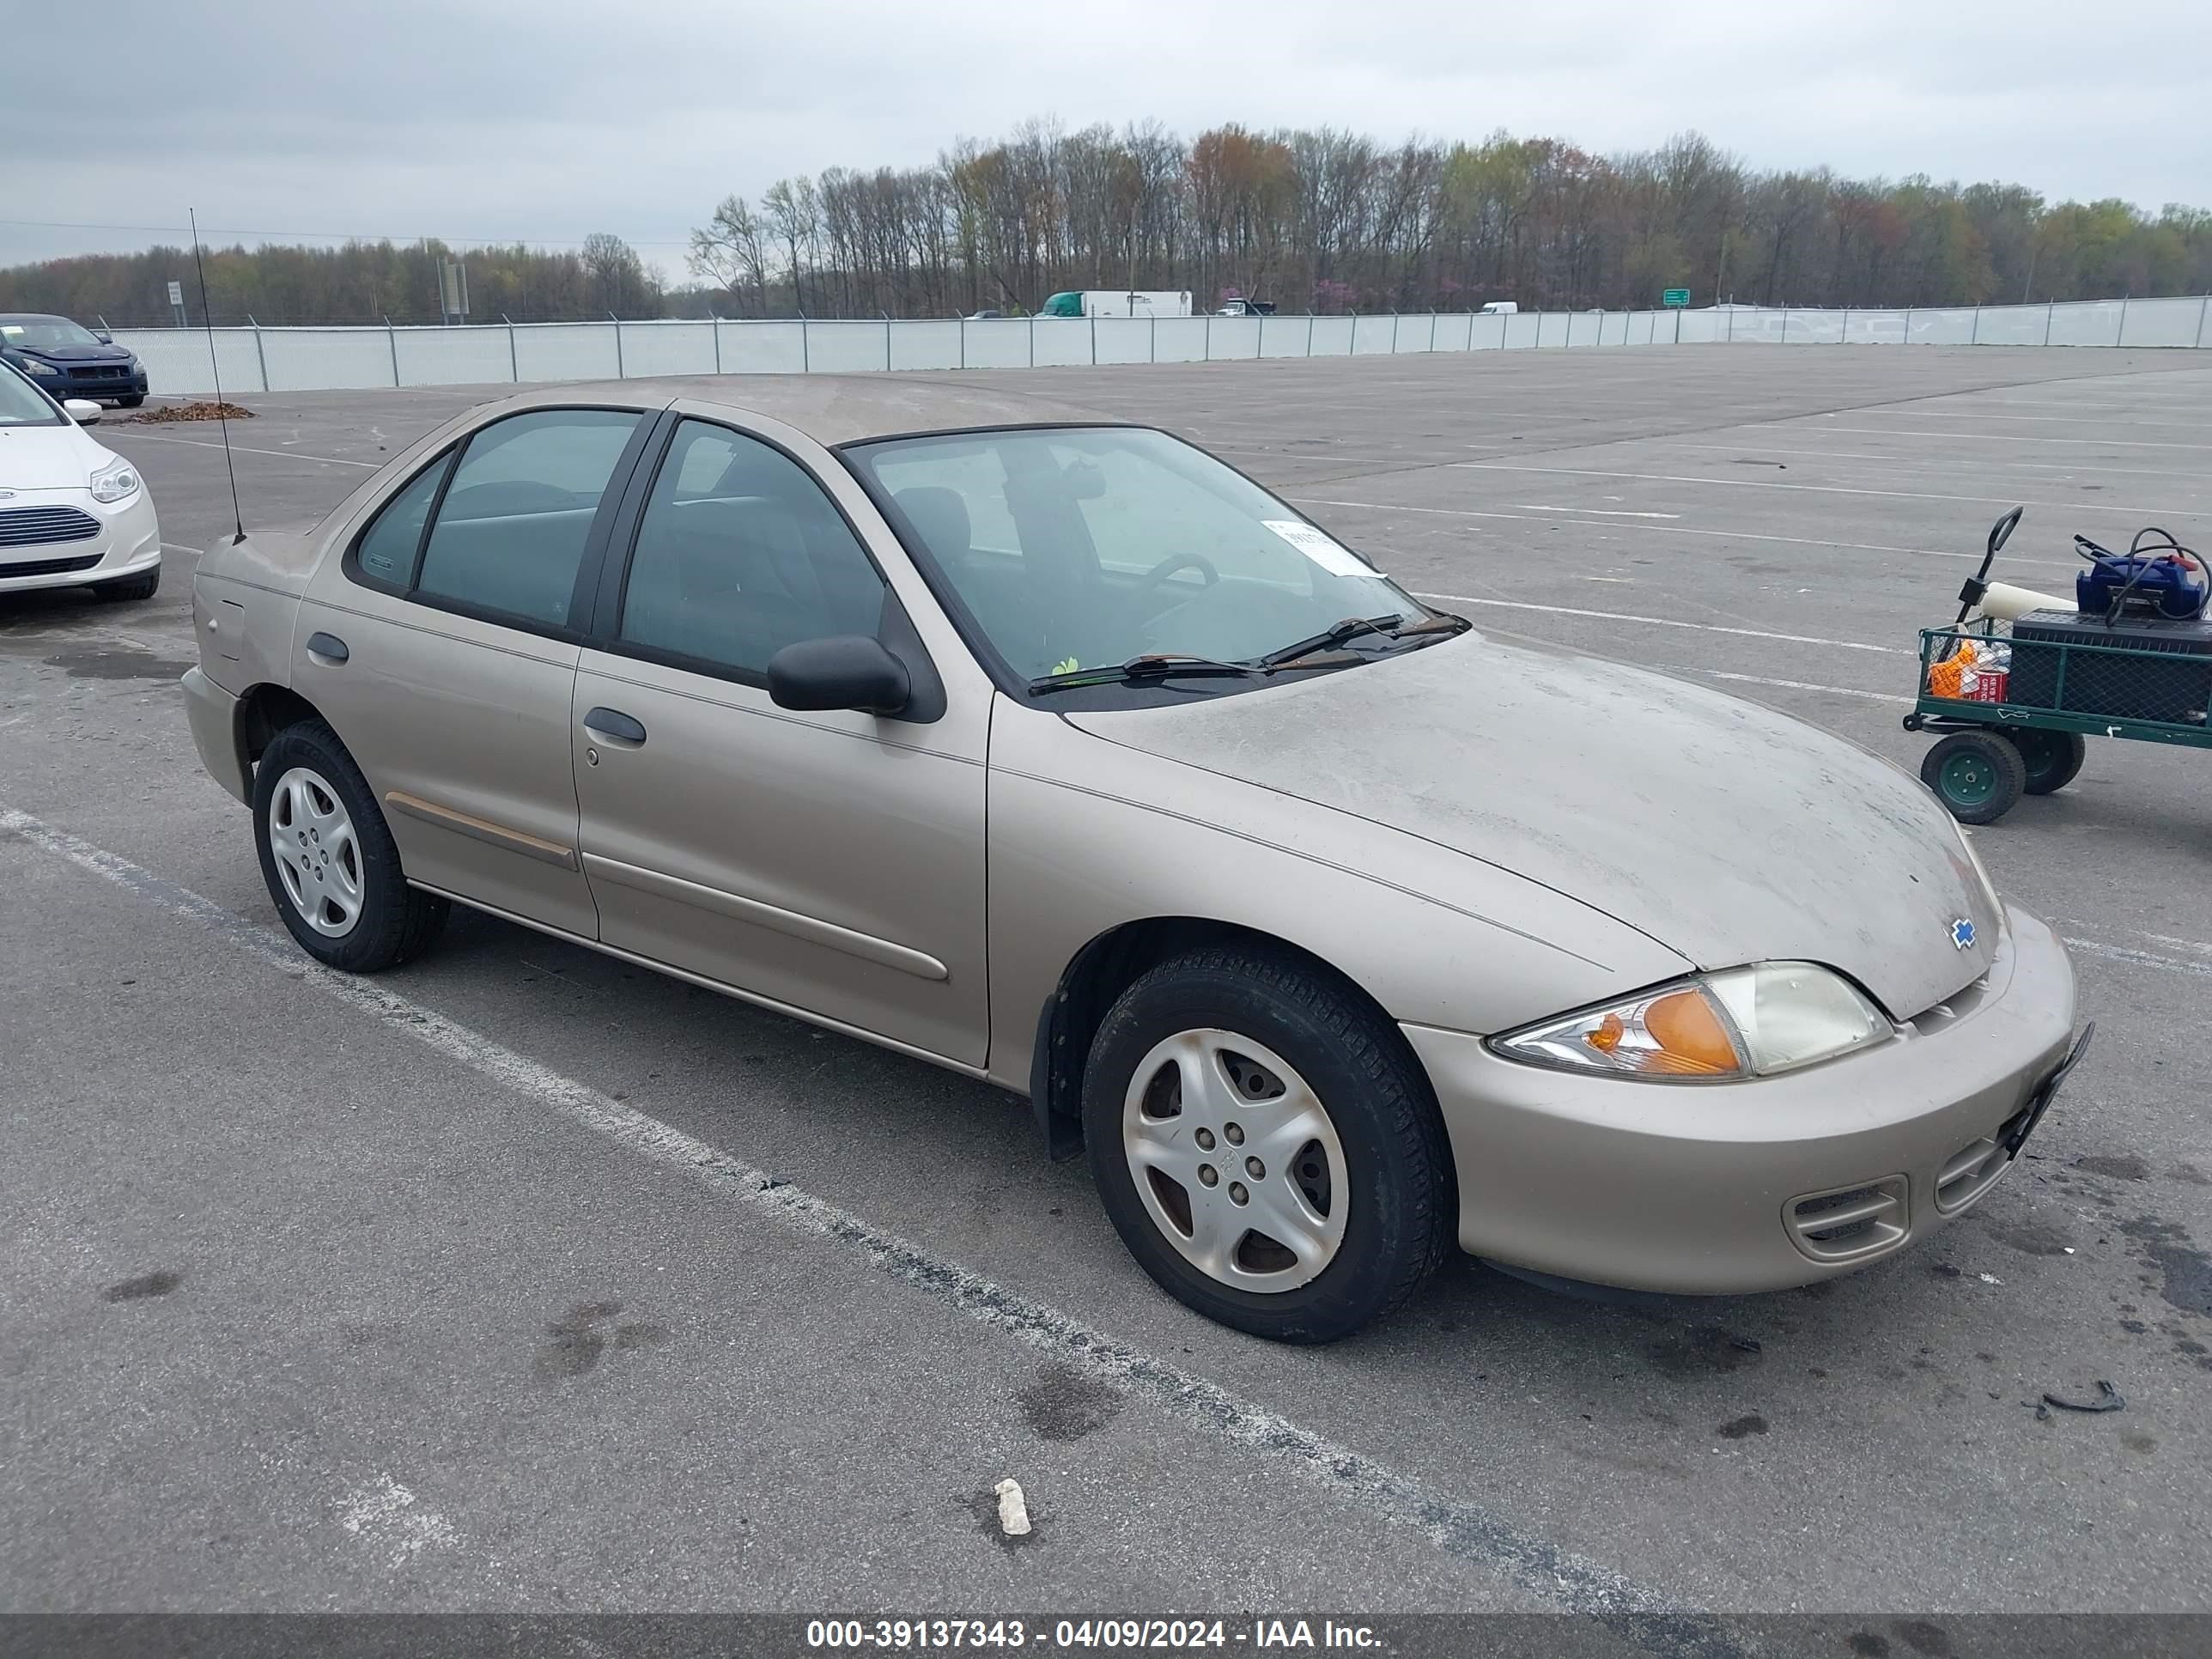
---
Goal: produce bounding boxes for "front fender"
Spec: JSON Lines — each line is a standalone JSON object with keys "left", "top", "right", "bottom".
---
{"left": 982, "top": 702, "right": 1690, "bottom": 1093}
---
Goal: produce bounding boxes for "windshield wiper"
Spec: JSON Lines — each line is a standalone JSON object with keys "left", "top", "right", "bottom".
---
{"left": 1028, "top": 653, "right": 1264, "bottom": 696}
{"left": 1255, "top": 613, "right": 1413, "bottom": 670}
{"left": 1257, "top": 610, "right": 1474, "bottom": 670}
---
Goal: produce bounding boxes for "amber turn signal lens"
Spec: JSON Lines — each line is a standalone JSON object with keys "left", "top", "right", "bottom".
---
{"left": 1641, "top": 989, "right": 1740, "bottom": 1075}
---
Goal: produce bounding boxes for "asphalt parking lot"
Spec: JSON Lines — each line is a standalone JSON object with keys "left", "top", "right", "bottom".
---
{"left": 5, "top": 346, "right": 2211, "bottom": 1634}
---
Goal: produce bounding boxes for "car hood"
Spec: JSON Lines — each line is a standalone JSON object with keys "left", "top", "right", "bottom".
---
{"left": 0, "top": 422, "right": 104, "bottom": 490}
{"left": 1065, "top": 629, "right": 1999, "bottom": 1020}
{"left": 8, "top": 343, "right": 132, "bottom": 363}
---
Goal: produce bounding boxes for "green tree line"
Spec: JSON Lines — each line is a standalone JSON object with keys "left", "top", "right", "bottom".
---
{"left": 690, "top": 124, "right": 2212, "bottom": 318}
{"left": 0, "top": 233, "right": 664, "bottom": 326}
{"left": 6, "top": 123, "right": 2207, "bottom": 325}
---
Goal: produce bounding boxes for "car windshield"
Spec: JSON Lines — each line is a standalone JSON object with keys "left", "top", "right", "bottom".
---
{"left": 846, "top": 426, "right": 1427, "bottom": 686}
{"left": 0, "top": 365, "right": 64, "bottom": 427}
{"left": 1, "top": 317, "right": 100, "bottom": 349}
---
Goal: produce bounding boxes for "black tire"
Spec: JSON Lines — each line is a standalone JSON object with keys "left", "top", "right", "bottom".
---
{"left": 93, "top": 563, "right": 160, "bottom": 603}
{"left": 252, "top": 719, "right": 448, "bottom": 971}
{"left": 1083, "top": 945, "right": 1455, "bottom": 1343}
{"left": 117, "top": 395, "right": 146, "bottom": 409}
{"left": 2006, "top": 727, "right": 2087, "bottom": 795}
{"left": 1919, "top": 729, "right": 2027, "bottom": 825}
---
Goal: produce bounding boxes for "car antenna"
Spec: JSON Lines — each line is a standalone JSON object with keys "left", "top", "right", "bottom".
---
{"left": 188, "top": 208, "right": 247, "bottom": 545}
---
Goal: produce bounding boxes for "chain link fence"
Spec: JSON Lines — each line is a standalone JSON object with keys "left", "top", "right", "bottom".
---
{"left": 112, "top": 295, "right": 2212, "bottom": 397}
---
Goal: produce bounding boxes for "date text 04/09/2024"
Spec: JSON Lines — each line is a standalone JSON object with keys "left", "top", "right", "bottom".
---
{"left": 803, "top": 1618, "right": 1382, "bottom": 1649}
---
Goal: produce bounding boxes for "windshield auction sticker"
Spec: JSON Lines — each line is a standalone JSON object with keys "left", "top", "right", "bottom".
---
{"left": 1262, "top": 520, "right": 1376, "bottom": 578}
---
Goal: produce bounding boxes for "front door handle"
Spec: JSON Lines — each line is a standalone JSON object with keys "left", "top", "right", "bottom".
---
{"left": 305, "top": 630, "right": 349, "bottom": 665}
{"left": 582, "top": 706, "right": 647, "bottom": 746}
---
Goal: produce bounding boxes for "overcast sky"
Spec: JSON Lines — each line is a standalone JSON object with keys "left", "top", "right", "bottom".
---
{"left": 8, "top": 0, "right": 2208, "bottom": 276}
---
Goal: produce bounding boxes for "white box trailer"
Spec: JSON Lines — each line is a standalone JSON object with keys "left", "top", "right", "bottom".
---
{"left": 1037, "top": 289, "right": 1194, "bottom": 319}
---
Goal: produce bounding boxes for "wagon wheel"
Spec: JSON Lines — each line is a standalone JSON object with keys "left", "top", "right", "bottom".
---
{"left": 1920, "top": 730, "right": 2027, "bottom": 825}
{"left": 2005, "top": 728, "right": 2087, "bottom": 796}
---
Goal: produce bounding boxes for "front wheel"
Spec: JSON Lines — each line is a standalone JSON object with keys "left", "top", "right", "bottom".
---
{"left": 2007, "top": 727, "right": 2087, "bottom": 795}
{"left": 1920, "top": 729, "right": 2026, "bottom": 824}
{"left": 1083, "top": 945, "right": 1455, "bottom": 1343}
{"left": 117, "top": 395, "right": 147, "bottom": 409}
{"left": 252, "top": 720, "right": 448, "bottom": 971}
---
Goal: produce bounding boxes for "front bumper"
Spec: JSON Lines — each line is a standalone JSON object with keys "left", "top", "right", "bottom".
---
{"left": 16, "top": 363, "right": 147, "bottom": 400}
{"left": 1403, "top": 902, "right": 2079, "bottom": 1294}
{"left": 0, "top": 489, "right": 161, "bottom": 594}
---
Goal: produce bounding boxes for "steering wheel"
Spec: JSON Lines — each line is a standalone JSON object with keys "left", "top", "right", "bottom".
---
{"left": 1127, "top": 552, "right": 1221, "bottom": 614}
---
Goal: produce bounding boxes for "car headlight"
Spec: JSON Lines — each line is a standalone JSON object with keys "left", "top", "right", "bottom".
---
{"left": 20, "top": 358, "right": 59, "bottom": 376}
{"left": 89, "top": 457, "right": 141, "bottom": 503}
{"left": 1488, "top": 963, "right": 1893, "bottom": 1081}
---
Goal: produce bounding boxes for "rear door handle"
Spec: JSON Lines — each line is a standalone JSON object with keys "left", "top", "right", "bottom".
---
{"left": 582, "top": 706, "right": 647, "bottom": 745}
{"left": 305, "top": 630, "right": 349, "bottom": 665}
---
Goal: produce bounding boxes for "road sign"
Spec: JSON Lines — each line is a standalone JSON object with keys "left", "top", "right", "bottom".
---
{"left": 1662, "top": 289, "right": 1691, "bottom": 308}
{"left": 167, "top": 281, "right": 185, "bottom": 307}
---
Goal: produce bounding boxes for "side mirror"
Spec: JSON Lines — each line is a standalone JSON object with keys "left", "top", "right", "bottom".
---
{"left": 766, "top": 635, "right": 910, "bottom": 716}
{"left": 91, "top": 329, "right": 114, "bottom": 345}
{"left": 63, "top": 398, "right": 102, "bottom": 425}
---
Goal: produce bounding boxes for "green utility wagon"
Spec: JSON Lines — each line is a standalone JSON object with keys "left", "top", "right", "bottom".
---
{"left": 1905, "top": 509, "right": 2212, "bottom": 824}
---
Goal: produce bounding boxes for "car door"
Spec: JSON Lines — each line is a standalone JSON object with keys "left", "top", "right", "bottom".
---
{"left": 296, "top": 405, "right": 653, "bottom": 938}
{"left": 570, "top": 410, "right": 990, "bottom": 1068}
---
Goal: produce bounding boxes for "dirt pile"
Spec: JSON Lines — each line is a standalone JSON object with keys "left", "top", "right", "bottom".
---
{"left": 122, "top": 401, "right": 257, "bottom": 423}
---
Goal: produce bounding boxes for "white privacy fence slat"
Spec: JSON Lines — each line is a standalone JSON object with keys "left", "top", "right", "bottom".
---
{"left": 114, "top": 295, "right": 2212, "bottom": 397}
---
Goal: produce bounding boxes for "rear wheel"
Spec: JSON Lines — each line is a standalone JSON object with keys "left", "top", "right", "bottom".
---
{"left": 1083, "top": 945, "right": 1454, "bottom": 1343}
{"left": 93, "top": 563, "right": 160, "bottom": 603}
{"left": 252, "top": 720, "right": 448, "bottom": 971}
{"left": 2006, "top": 727, "right": 2087, "bottom": 795}
{"left": 1920, "top": 729, "right": 2026, "bottom": 825}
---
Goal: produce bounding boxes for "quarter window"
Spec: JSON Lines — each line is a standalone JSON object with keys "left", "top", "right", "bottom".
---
{"left": 618, "top": 420, "right": 884, "bottom": 678}
{"left": 352, "top": 453, "right": 446, "bottom": 586}
{"left": 410, "top": 409, "right": 641, "bottom": 628}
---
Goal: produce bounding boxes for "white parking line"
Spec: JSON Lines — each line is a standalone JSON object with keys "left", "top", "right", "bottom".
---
{"left": 0, "top": 804, "right": 1732, "bottom": 1653}
{"left": 2059, "top": 938, "right": 2212, "bottom": 981}
{"left": 1692, "top": 670, "right": 1910, "bottom": 705}
{"left": 1448, "top": 462, "right": 2212, "bottom": 520}
{"left": 1658, "top": 440, "right": 2212, "bottom": 489}
{"left": 1413, "top": 592, "right": 1901, "bottom": 653}
{"left": 1816, "top": 425, "right": 2212, "bottom": 453}
{"left": 1512, "top": 505, "right": 1682, "bottom": 519}
{"left": 107, "top": 432, "right": 380, "bottom": 469}
{"left": 1838, "top": 408, "right": 2212, "bottom": 431}
{"left": 1292, "top": 495, "right": 2075, "bottom": 568}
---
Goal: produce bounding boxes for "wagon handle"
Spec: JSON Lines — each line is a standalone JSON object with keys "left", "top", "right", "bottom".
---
{"left": 1954, "top": 506, "right": 2027, "bottom": 625}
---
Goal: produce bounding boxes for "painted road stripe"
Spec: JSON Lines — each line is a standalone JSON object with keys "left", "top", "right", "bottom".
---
{"left": 2059, "top": 938, "right": 2212, "bottom": 981}
{"left": 108, "top": 432, "right": 381, "bottom": 468}
{"left": 1815, "top": 425, "right": 2212, "bottom": 453}
{"left": 1692, "top": 670, "right": 1909, "bottom": 705}
{"left": 1448, "top": 462, "right": 2212, "bottom": 520}
{"left": 1290, "top": 496, "right": 2075, "bottom": 570}
{"left": 1414, "top": 592, "right": 1901, "bottom": 654}
{"left": 0, "top": 805, "right": 1738, "bottom": 1659}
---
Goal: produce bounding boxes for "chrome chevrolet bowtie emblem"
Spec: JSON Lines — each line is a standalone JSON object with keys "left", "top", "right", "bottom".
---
{"left": 1950, "top": 918, "right": 1976, "bottom": 951}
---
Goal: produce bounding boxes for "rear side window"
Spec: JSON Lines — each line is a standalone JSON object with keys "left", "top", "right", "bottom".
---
{"left": 410, "top": 409, "right": 641, "bottom": 628}
{"left": 617, "top": 419, "right": 884, "bottom": 679}
{"left": 352, "top": 455, "right": 446, "bottom": 586}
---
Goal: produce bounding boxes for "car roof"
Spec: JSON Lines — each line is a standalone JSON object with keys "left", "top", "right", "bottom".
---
{"left": 0, "top": 313, "right": 75, "bottom": 325}
{"left": 481, "top": 373, "right": 1130, "bottom": 447}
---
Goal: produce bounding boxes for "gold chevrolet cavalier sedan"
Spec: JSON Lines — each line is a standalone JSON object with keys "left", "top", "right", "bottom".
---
{"left": 180, "top": 378, "right": 2087, "bottom": 1341}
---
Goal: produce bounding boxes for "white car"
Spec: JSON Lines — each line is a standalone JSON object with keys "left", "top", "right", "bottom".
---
{"left": 0, "top": 368, "right": 161, "bottom": 602}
